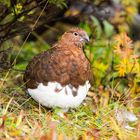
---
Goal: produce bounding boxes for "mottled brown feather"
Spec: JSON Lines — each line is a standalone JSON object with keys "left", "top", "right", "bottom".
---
{"left": 24, "top": 28, "right": 92, "bottom": 89}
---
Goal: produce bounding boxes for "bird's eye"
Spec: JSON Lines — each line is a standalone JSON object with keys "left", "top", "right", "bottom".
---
{"left": 73, "top": 32, "right": 78, "bottom": 36}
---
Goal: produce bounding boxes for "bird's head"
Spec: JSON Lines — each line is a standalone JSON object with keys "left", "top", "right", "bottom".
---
{"left": 60, "top": 28, "right": 89, "bottom": 48}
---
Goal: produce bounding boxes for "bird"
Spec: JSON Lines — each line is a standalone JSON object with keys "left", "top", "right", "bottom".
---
{"left": 24, "top": 27, "right": 92, "bottom": 109}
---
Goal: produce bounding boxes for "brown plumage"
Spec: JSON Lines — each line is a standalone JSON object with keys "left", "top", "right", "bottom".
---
{"left": 23, "top": 28, "right": 92, "bottom": 110}
{"left": 24, "top": 28, "right": 92, "bottom": 90}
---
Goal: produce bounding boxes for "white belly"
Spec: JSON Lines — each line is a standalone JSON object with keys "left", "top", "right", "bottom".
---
{"left": 27, "top": 81, "right": 90, "bottom": 109}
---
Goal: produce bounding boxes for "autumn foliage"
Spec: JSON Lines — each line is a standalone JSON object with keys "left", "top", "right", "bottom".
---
{"left": 0, "top": 0, "right": 140, "bottom": 139}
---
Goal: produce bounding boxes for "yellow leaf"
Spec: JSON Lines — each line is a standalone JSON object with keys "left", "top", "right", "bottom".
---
{"left": 126, "top": 6, "right": 137, "bottom": 14}
{"left": 115, "top": 63, "right": 126, "bottom": 77}
{"left": 114, "top": 33, "right": 133, "bottom": 59}
{"left": 58, "top": 133, "right": 64, "bottom": 140}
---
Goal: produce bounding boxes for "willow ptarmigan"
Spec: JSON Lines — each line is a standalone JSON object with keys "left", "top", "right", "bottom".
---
{"left": 24, "top": 28, "right": 92, "bottom": 109}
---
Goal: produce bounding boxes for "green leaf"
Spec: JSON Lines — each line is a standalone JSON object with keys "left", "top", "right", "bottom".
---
{"left": 103, "top": 20, "right": 114, "bottom": 37}
{"left": 91, "top": 16, "right": 102, "bottom": 39}
{"left": 48, "top": 0, "right": 67, "bottom": 8}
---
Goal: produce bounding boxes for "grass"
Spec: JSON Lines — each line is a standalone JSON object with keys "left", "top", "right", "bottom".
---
{"left": 0, "top": 70, "right": 139, "bottom": 139}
